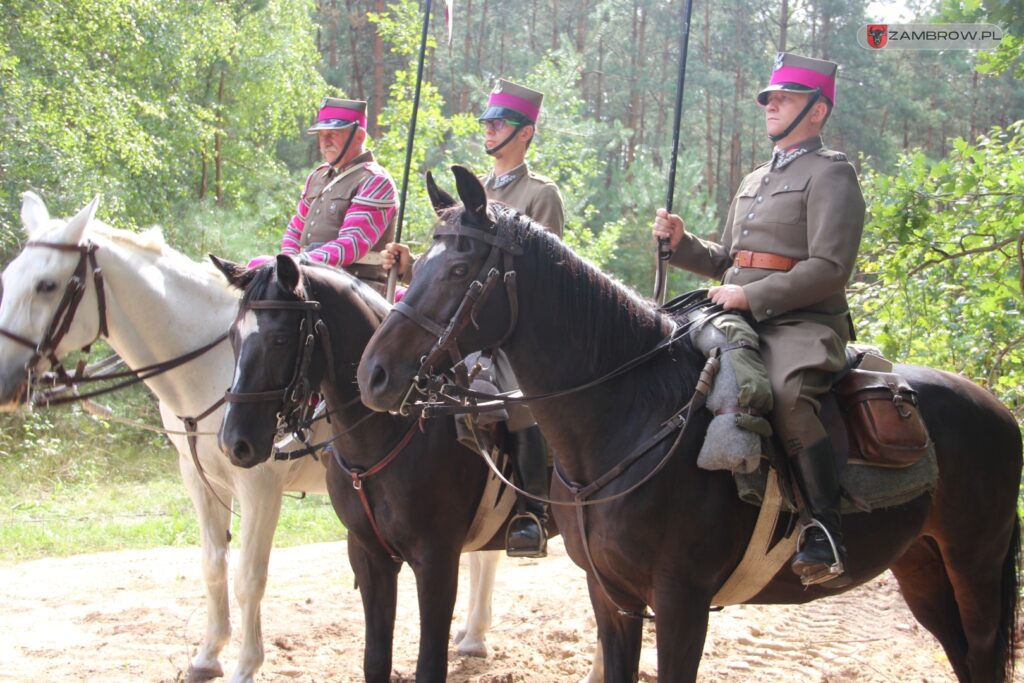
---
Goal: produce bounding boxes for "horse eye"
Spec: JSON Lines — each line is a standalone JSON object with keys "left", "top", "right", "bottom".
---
{"left": 270, "top": 334, "right": 290, "bottom": 347}
{"left": 449, "top": 264, "right": 469, "bottom": 279}
{"left": 35, "top": 280, "right": 58, "bottom": 294}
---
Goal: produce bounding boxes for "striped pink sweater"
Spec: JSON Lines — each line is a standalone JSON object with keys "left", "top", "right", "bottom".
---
{"left": 281, "top": 162, "right": 397, "bottom": 267}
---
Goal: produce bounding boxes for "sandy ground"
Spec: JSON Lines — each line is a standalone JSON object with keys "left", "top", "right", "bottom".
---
{"left": 0, "top": 537, "right": 969, "bottom": 682}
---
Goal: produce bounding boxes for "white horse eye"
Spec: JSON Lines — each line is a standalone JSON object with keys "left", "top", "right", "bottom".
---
{"left": 35, "top": 280, "right": 58, "bottom": 295}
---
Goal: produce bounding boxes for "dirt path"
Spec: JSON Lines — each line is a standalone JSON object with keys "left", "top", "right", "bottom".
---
{"left": 0, "top": 537, "right": 962, "bottom": 681}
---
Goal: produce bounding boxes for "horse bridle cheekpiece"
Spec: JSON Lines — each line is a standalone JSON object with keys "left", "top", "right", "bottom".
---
{"left": 391, "top": 216, "right": 523, "bottom": 411}
{"left": 224, "top": 295, "right": 337, "bottom": 443}
{"left": 0, "top": 241, "right": 109, "bottom": 385}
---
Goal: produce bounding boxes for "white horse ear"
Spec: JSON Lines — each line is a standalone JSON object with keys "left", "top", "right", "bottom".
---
{"left": 20, "top": 191, "right": 50, "bottom": 239}
{"left": 59, "top": 195, "right": 100, "bottom": 245}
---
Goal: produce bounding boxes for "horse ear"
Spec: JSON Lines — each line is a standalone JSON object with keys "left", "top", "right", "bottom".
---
{"left": 58, "top": 195, "right": 99, "bottom": 245}
{"left": 450, "top": 165, "right": 491, "bottom": 229}
{"left": 209, "top": 254, "right": 255, "bottom": 291}
{"left": 425, "top": 171, "right": 457, "bottom": 215}
{"left": 20, "top": 191, "right": 50, "bottom": 238}
{"left": 275, "top": 253, "right": 302, "bottom": 294}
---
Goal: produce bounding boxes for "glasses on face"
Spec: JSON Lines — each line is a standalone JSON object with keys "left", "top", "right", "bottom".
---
{"left": 482, "top": 119, "right": 523, "bottom": 133}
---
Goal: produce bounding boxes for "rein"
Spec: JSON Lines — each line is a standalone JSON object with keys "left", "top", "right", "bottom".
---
{"left": 330, "top": 419, "right": 424, "bottom": 562}
{"left": 224, "top": 298, "right": 337, "bottom": 444}
{"left": 389, "top": 215, "right": 737, "bottom": 618}
{"left": 231, "top": 280, "right": 424, "bottom": 561}
{"left": 0, "top": 241, "right": 108, "bottom": 387}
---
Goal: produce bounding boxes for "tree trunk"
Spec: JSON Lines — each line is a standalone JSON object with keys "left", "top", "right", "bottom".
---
{"left": 459, "top": 0, "right": 473, "bottom": 112}
{"left": 215, "top": 69, "right": 226, "bottom": 205}
{"left": 778, "top": 0, "right": 788, "bottom": 51}
{"left": 552, "top": 0, "right": 560, "bottom": 50}
{"left": 703, "top": 0, "right": 714, "bottom": 197}
{"left": 345, "top": 0, "right": 364, "bottom": 100}
{"left": 371, "top": 0, "right": 385, "bottom": 136}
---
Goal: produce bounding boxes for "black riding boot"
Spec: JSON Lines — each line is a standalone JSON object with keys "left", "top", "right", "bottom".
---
{"left": 790, "top": 438, "right": 851, "bottom": 587}
{"left": 506, "top": 425, "right": 549, "bottom": 558}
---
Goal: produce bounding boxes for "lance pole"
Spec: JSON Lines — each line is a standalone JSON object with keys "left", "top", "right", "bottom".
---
{"left": 653, "top": 0, "right": 695, "bottom": 305}
{"left": 386, "top": 0, "right": 434, "bottom": 303}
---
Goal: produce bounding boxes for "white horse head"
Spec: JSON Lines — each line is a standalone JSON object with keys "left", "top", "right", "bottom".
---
{"left": 0, "top": 193, "right": 103, "bottom": 406}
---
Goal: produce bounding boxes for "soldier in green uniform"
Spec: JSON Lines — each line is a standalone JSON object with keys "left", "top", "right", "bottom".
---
{"left": 652, "top": 53, "right": 866, "bottom": 586}
{"left": 383, "top": 80, "right": 564, "bottom": 558}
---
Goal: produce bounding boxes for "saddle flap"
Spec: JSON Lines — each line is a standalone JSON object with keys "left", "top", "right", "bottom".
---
{"left": 835, "top": 369, "right": 932, "bottom": 467}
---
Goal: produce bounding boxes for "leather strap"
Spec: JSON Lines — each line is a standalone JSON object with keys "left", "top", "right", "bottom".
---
{"left": 331, "top": 420, "right": 423, "bottom": 562}
{"left": 732, "top": 250, "right": 800, "bottom": 272}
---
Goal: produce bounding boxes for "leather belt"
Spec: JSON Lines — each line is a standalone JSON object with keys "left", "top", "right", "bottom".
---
{"left": 732, "top": 250, "right": 800, "bottom": 272}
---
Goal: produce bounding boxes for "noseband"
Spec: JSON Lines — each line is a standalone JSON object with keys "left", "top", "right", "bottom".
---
{"left": 224, "top": 296, "right": 337, "bottom": 441}
{"left": 0, "top": 241, "right": 109, "bottom": 383}
{"left": 391, "top": 219, "right": 524, "bottom": 401}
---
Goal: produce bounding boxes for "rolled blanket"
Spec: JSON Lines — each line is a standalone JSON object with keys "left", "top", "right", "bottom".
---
{"left": 692, "top": 314, "right": 773, "bottom": 473}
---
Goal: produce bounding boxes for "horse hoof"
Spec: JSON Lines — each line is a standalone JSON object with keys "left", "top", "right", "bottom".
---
{"left": 456, "top": 640, "right": 488, "bottom": 658}
{"left": 453, "top": 628, "right": 466, "bottom": 645}
{"left": 187, "top": 663, "right": 225, "bottom": 682}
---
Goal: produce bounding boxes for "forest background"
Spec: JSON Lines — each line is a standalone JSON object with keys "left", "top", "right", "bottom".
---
{"left": 0, "top": 0, "right": 1022, "bottom": 558}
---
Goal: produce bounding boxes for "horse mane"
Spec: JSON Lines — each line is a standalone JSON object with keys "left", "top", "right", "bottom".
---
{"left": 485, "top": 205, "right": 702, "bottom": 408}
{"left": 80, "top": 220, "right": 232, "bottom": 289}
{"left": 240, "top": 260, "right": 390, "bottom": 325}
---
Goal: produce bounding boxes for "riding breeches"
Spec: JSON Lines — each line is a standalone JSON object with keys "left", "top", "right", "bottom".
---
{"left": 756, "top": 318, "right": 847, "bottom": 457}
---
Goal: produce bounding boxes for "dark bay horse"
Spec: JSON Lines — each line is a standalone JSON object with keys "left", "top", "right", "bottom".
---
{"left": 357, "top": 166, "right": 1023, "bottom": 682}
{"left": 212, "top": 255, "right": 578, "bottom": 683}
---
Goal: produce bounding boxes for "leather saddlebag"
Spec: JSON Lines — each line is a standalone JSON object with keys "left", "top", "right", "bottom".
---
{"left": 835, "top": 370, "right": 932, "bottom": 467}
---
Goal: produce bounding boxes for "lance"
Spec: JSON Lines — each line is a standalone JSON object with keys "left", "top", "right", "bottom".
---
{"left": 386, "top": 0, "right": 434, "bottom": 303}
{"left": 653, "top": 0, "right": 696, "bottom": 305}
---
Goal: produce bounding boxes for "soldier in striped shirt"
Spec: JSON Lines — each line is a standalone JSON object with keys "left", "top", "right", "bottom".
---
{"left": 278, "top": 97, "right": 398, "bottom": 292}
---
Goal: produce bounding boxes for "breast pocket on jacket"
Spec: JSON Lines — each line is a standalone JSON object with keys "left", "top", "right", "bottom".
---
{"left": 763, "top": 175, "right": 810, "bottom": 225}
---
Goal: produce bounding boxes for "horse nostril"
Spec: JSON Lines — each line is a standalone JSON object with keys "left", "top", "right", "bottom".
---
{"left": 231, "top": 440, "right": 253, "bottom": 465}
{"left": 370, "top": 364, "right": 388, "bottom": 392}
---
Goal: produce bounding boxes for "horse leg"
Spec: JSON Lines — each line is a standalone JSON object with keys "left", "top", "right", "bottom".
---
{"left": 229, "top": 471, "right": 286, "bottom": 683}
{"left": 587, "top": 576, "right": 643, "bottom": 683}
{"left": 411, "top": 552, "right": 462, "bottom": 681}
{"left": 930, "top": 518, "right": 1019, "bottom": 683}
{"left": 653, "top": 583, "right": 711, "bottom": 682}
{"left": 348, "top": 541, "right": 401, "bottom": 683}
{"left": 455, "top": 550, "right": 500, "bottom": 658}
{"left": 890, "top": 537, "right": 970, "bottom": 680}
{"left": 178, "top": 456, "right": 233, "bottom": 682}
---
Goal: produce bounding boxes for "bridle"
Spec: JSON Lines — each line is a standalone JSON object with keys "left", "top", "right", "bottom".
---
{"left": 385, "top": 214, "right": 743, "bottom": 617}
{"left": 0, "top": 241, "right": 109, "bottom": 386}
{"left": 224, "top": 293, "right": 338, "bottom": 446}
{"left": 390, "top": 213, "right": 525, "bottom": 409}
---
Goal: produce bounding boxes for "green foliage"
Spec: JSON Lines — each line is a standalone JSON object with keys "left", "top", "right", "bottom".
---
{"left": 0, "top": 0, "right": 325, "bottom": 251}
{"left": 852, "top": 121, "right": 1024, "bottom": 420}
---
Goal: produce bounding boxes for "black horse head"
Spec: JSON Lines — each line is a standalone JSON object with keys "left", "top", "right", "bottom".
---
{"left": 358, "top": 166, "right": 539, "bottom": 411}
{"left": 213, "top": 254, "right": 386, "bottom": 467}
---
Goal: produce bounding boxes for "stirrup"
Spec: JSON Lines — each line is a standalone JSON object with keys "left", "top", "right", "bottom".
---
{"left": 505, "top": 511, "right": 547, "bottom": 558}
{"left": 794, "top": 519, "right": 849, "bottom": 587}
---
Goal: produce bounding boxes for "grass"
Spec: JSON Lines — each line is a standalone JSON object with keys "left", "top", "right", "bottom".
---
{"left": 0, "top": 387, "right": 344, "bottom": 565}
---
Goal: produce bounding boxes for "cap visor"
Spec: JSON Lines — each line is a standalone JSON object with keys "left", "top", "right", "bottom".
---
{"left": 477, "top": 106, "right": 531, "bottom": 124}
{"left": 306, "top": 119, "right": 360, "bottom": 134}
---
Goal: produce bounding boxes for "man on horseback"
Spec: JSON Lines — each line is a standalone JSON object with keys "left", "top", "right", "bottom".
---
{"left": 382, "top": 80, "right": 564, "bottom": 558}
{"left": 652, "top": 53, "right": 866, "bottom": 586}
{"left": 276, "top": 97, "right": 398, "bottom": 291}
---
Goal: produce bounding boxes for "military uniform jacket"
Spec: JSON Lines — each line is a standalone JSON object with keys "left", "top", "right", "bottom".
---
{"left": 398, "top": 162, "right": 565, "bottom": 286}
{"left": 482, "top": 162, "right": 565, "bottom": 238}
{"left": 284, "top": 150, "right": 396, "bottom": 282}
{"left": 670, "top": 135, "right": 865, "bottom": 338}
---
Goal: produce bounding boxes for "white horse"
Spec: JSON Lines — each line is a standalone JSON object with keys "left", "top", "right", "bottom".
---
{"left": 0, "top": 193, "right": 501, "bottom": 682}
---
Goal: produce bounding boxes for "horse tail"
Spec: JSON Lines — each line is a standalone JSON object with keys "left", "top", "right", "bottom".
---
{"left": 1000, "top": 512, "right": 1021, "bottom": 681}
